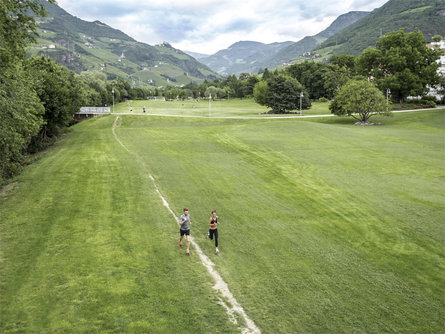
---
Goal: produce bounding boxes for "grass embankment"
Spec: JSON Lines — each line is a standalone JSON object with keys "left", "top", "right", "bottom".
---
{"left": 1, "top": 106, "right": 444, "bottom": 333}
{"left": 0, "top": 118, "right": 238, "bottom": 333}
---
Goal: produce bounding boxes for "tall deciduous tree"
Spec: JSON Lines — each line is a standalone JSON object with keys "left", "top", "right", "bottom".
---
{"left": 266, "top": 76, "right": 310, "bottom": 113}
{"left": 253, "top": 81, "right": 268, "bottom": 106}
{"left": 24, "top": 56, "right": 83, "bottom": 150}
{"left": 286, "top": 62, "right": 330, "bottom": 100}
{"left": 0, "top": 0, "right": 55, "bottom": 65}
{"left": 0, "top": 0, "right": 55, "bottom": 180}
{"left": 330, "top": 79, "right": 390, "bottom": 123}
{"left": 0, "top": 64, "right": 44, "bottom": 180}
{"left": 355, "top": 29, "right": 441, "bottom": 102}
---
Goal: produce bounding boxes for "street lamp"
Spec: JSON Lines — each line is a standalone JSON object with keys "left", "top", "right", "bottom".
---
{"left": 386, "top": 88, "right": 391, "bottom": 113}
{"left": 300, "top": 91, "right": 304, "bottom": 115}
{"left": 209, "top": 93, "right": 212, "bottom": 117}
{"left": 112, "top": 88, "right": 115, "bottom": 113}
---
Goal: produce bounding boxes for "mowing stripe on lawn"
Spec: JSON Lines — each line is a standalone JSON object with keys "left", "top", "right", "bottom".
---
{"left": 112, "top": 116, "right": 261, "bottom": 334}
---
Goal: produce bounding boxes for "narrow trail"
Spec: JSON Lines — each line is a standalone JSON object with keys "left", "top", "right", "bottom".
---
{"left": 111, "top": 116, "right": 260, "bottom": 334}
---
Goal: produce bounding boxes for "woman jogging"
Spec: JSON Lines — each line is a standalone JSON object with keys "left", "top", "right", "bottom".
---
{"left": 206, "top": 210, "right": 219, "bottom": 254}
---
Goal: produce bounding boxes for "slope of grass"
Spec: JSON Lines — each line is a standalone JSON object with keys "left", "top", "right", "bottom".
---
{"left": 1, "top": 107, "right": 444, "bottom": 333}
{"left": 0, "top": 117, "right": 238, "bottom": 333}
{"left": 114, "top": 110, "right": 445, "bottom": 333}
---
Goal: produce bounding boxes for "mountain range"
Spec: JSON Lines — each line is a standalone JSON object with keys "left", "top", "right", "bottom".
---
{"left": 31, "top": 0, "right": 445, "bottom": 82}
{"left": 197, "top": 40, "right": 294, "bottom": 76}
{"left": 199, "top": 0, "right": 444, "bottom": 74}
{"left": 314, "top": 0, "right": 445, "bottom": 57}
{"left": 30, "top": 1, "right": 220, "bottom": 87}
{"left": 199, "top": 11, "right": 370, "bottom": 75}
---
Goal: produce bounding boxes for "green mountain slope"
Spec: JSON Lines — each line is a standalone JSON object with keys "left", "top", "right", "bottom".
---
{"left": 29, "top": 1, "right": 220, "bottom": 87}
{"left": 314, "top": 0, "right": 445, "bottom": 57}
{"left": 264, "top": 11, "right": 370, "bottom": 68}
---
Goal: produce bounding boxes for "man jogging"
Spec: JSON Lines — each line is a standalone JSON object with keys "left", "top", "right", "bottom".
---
{"left": 179, "top": 208, "right": 191, "bottom": 255}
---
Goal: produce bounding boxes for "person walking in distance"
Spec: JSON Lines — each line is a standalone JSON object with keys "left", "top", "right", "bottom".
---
{"left": 206, "top": 210, "right": 219, "bottom": 254}
{"left": 179, "top": 208, "right": 191, "bottom": 255}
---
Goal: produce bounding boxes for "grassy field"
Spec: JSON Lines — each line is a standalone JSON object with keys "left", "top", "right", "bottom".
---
{"left": 116, "top": 98, "right": 331, "bottom": 117}
{"left": 1, "top": 103, "right": 444, "bottom": 333}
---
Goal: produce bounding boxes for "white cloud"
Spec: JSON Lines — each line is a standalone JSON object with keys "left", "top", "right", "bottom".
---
{"left": 56, "top": 0, "right": 388, "bottom": 54}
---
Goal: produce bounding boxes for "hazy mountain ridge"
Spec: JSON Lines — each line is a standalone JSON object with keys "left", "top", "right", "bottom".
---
{"left": 31, "top": 1, "right": 220, "bottom": 87}
{"left": 183, "top": 51, "right": 210, "bottom": 59}
{"left": 200, "top": 40, "right": 294, "bottom": 75}
{"left": 200, "top": 11, "right": 370, "bottom": 75}
{"left": 254, "top": 11, "right": 371, "bottom": 70}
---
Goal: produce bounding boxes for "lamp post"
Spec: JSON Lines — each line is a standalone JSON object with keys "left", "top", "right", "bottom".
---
{"left": 112, "top": 88, "right": 115, "bottom": 113}
{"left": 209, "top": 93, "right": 212, "bottom": 117}
{"left": 386, "top": 88, "right": 391, "bottom": 113}
{"left": 300, "top": 91, "right": 304, "bottom": 115}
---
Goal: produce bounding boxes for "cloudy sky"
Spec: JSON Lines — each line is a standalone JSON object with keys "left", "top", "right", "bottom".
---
{"left": 56, "top": 0, "right": 388, "bottom": 55}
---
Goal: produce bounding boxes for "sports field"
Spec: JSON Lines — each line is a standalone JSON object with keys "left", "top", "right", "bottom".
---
{"left": 113, "top": 98, "right": 332, "bottom": 117}
{"left": 1, "top": 100, "right": 444, "bottom": 333}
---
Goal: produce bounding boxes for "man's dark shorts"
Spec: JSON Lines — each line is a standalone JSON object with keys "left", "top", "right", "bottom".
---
{"left": 180, "top": 229, "right": 190, "bottom": 236}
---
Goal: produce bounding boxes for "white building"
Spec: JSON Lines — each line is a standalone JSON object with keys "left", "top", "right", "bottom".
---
{"left": 427, "top": 40, "right": 445, "bottom": 101}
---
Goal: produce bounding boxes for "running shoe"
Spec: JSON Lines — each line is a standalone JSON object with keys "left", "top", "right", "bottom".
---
{"left": 179, "top": 241, "right": 182, "bottom": 247}
{"left": 186, "top": 249, "right": 190, "bottom": 255}
{"left": 206, "top": 232, "right": 210, "bottom": 239}
{"left": 215, "top": 248, "right": 219, "bottom": 254}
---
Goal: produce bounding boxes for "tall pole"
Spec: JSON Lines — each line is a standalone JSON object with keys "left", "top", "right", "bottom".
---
{"left": 209, "top": 93, "right": 212, "bottom": 117}
{"left": 112, "top": 88, "right": 115, "bottom": 113}
{"left": 300, "top": 91, "right": 304, "bottom": 115}
{"left": 386, "top": 88, "right": 391, "bottom": 113}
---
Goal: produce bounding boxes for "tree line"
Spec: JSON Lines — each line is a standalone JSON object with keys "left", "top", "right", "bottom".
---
{"left": 251, "top": 29, "right": 443, "bottom": 116}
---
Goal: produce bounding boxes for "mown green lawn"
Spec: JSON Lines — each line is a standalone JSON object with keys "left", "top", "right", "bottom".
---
{"left": 1, "top": 107, "right": 444, "bottom": 333}
{"left": 115, "top": 98, "right": 331, "bottom": 117}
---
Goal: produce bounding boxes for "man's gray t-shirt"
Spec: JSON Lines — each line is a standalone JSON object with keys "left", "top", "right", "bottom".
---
{"left": 179, "top": 214, "right": 190, "bottom": 230}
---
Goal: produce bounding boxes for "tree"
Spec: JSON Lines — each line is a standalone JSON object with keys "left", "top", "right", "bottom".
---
{"left": 25, "top": 56, "right": 83, "bottom": 150}
{"left": 0, "top": 0, "right": 54, "bottom": 180}
{"left": 329, "top": 55, "right": 356, "bottom": 72}
{"left": 322, "top": 64, "right": 350, "bottom": 99}
{"left": 253, "top": 81, "right": 268, "bottom": 106}
{"left": 266, "top": 75, "right": 310, "bottom": 113}
{"left": 205, "top": 86, "right": 218, "bottom": 99}
{"left": 0, "top": 0, "right": 55, "bottom": 65}
{"left": 241, "top": 75, "right": 259, "bottom": 97}
{"left": 286, "top": 62, "right": 330, "bottom": 100}
{"left": 262, "top": 68, "right": 272, "bottom": 80}
{"left": 356, "top": 29, "right": 441, "bottom": 102}
{"left": 79, "top": 71, "right": 109, "bottom": 106}
{"left": 432, "top": 35, "right": 443, "bottom": 43}
{"left": 330, "top": 79, "right": 390, "bottom": 123}
{"left": 0, "top": 64, "right": 44, "bottom": 180}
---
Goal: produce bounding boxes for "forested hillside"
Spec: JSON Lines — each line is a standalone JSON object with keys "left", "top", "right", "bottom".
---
{"left": 315, "top": 0, "right": 445, "bottom": 56}
{"left": 30, "top": 1, "right": 220, "bottom": 86}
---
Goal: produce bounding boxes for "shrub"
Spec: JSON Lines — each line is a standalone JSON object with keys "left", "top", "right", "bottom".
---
{"left": 420, "top": 99, "right": 436, "bottom": 108}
